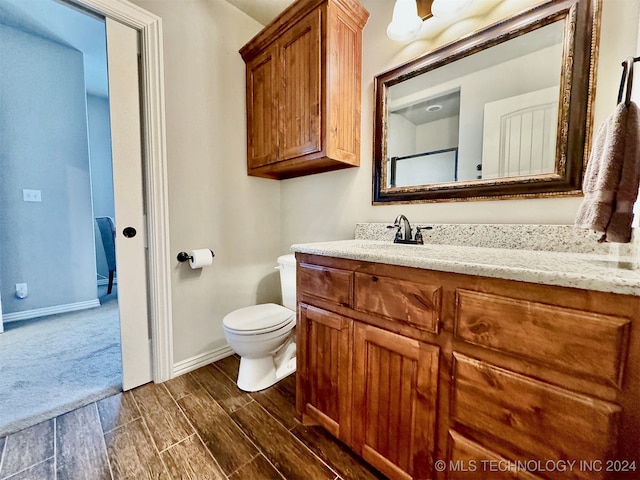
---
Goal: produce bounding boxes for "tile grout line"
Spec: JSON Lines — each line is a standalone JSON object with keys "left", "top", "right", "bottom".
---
{"left": 98, "top": 394, "right": 143, "bottom": 436}
{"left": 130, "top": 387, "right": 173, "bottom": 479}
{"left": 0, "top": 433, "right": 7, "bottom": 478}
{"left": 235, "top": 396, "right": 342, "bottom": 480}
{"left": 173, "top": 367, "right": 282, "bottom": 479}
{"left": 0, "top": 421, "right": 57, "bottom": 480}
{"left": 53, "top": 417, "right": 56, "bottom": 480}
{"left": 93, "top": 402, "right": 115, "bottom": 480}
{"left": 1, "top": 459, "right": 52, "bottom": 480}
{"left": 224, "top": 452, "right": 259, "bottom": 479}
{"left": 211, "top": 358, "right": 238, "bottom": 384}
{"left": 157, "top": 383, "right": 198, "bottom": 452}
{"left": 223, "top": 402, "right": 286, "bottom": 480}
{"left": 211, "top": 361, "right": 337, "bottom": 479}
{"left": 163, "top": 379, "right": 232, "bottom": 479}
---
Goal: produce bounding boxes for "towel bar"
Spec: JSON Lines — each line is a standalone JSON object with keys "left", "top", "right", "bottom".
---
{"left": 618, "top": 56, "right": 640, "bottom": 106}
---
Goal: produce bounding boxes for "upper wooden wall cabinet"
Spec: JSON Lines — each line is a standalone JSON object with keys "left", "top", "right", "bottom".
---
{"left": 239, "top": 0, "right": 369, "bottom": 179}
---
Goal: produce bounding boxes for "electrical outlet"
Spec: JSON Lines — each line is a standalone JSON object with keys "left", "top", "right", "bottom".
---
{"left": 23, "top": 189, "right": 42, "bottom": 202}
{"left": 15, "top": 283, "right": 28, "bottom": 299}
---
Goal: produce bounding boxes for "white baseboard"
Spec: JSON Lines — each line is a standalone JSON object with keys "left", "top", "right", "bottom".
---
{"left": 97, "top": 278, "right": 118, "bottom": 287}
{"left": 3, "top": 299, "right": 101, "bottom": 323}
{"left": 172, "top": 344, "right": 235, "bottom": 377}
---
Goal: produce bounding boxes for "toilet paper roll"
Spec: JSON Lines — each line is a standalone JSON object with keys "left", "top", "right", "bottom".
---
{"left": 189, "top": 249, "right": 214, "bottom": 269}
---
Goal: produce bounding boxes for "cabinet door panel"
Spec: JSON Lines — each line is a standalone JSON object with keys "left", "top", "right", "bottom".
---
{"left": 246, "top": 48, "right": 278, "bottom": 167}
{"left": 451, "top": 354, "right": 620, "bottom": 480}
{"left": 298, "top": 305, "right": 352, "bottom": 443}
{"left": 353, "top": 323, "right": 439, "bottom": 480}
{"left": 326, "top": 3, "right": 361, "bottom": 164}
{"left": 279, "top": 11, "right": 322, "bottom": 160}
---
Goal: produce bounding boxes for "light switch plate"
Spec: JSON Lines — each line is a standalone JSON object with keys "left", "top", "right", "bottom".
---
{"left": 23, "top": 189, "right": 42, "bottom": 202}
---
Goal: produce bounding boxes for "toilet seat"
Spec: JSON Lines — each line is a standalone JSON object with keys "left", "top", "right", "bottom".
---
{"left": 223, "top": 303, "right": 295, "bottom": 335}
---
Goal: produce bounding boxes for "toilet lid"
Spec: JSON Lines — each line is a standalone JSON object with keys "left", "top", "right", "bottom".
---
{"left": 223, "top": 303, "right": 295, "bottom": 334}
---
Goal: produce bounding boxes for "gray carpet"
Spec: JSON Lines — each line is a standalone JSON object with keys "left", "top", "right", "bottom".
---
{"left": 0, "top": 290, "right": 122, "bottom": 437}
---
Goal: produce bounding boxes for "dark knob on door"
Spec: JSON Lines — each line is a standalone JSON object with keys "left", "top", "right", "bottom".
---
{"left": 123, "top": 227, "right": 137, "bottom": 238}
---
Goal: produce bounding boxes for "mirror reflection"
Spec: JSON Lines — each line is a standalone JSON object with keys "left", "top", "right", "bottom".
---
{"left": 385, "top": 21, "right": 563, "bottom": 188}
{"left": 373, "top": 0, "right": 599, "bottom": 203}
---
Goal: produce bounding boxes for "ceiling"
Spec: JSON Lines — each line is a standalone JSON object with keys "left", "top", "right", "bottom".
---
{"left": 224, "top": 0, "right": 295, "bottom": 26}
{"left": 0, "top": 0, "right": 295, "bottom": 100}
{"left": 0, "top": 0, "right": 108, "bottom": 97}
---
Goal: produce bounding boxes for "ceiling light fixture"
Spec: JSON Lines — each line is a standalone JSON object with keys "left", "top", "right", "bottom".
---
{"left": 425, "top": 104, "right": 443, "bottom": 112}
{"left": 387, "top": 0, "right": 474, "bottom": 42}
{"left": 387, "top": 0, "right": 423, "bottom": 42}
{"left": 431, "top": 0, "right": 474, "bottom": 20}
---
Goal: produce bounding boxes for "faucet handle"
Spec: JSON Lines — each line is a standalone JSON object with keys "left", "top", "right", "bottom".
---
{"left": 386, "top": 224, "right": 402, "bottom": 241}
{"left": 414, "top": 225, "right": 432, "bottom": 244}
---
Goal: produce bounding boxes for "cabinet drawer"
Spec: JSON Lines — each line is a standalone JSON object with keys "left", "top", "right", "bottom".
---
{"left": 354, "top": 273, "right": 441, "bottom": 334}
{"left": 298, "top": 263, "right": 353, "bottom": 306}
{"left": 447, "top": 430, "right": 543, "bottom": 480}
{"left": 455, "top": 290, "right": 630, "bottom": 387}
{"left": 451, "top": 354, "right": 620, "bottom": 478}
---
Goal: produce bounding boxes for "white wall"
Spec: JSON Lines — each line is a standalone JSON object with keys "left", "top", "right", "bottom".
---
{"left": 87, "top": 94, "right": 114, "bottom": 219}
{"left": 87, "top": 94, "right": 115, "bottom": 280}
{"left": 123, "top": 0, "right": 640, "bottom": 367}
{"left": 279, "top": 0, "right": 640, "bottom": 252}
{"left": 0, "top": 23, "right": 97, "bottom": 314}
{"left": 129, "top": 0, "right": 283, "bottom": 364}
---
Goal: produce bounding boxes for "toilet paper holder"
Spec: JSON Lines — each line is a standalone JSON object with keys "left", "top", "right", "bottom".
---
{"left": 177, "top": 250, "right": 215, "bottom": 263}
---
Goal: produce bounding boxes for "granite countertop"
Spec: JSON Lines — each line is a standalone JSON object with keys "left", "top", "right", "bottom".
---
{"left": 291, "top": 239, "right": 640, "bottom": 296}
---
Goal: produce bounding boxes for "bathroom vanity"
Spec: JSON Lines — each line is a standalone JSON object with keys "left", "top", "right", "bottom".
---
{"left": 293, "top": 239, "right": 640, "bottom": 480}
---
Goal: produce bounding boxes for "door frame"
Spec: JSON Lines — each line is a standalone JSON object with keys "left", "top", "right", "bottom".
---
{"left": 73, "top": 0, "right": 173, "bottom": 382}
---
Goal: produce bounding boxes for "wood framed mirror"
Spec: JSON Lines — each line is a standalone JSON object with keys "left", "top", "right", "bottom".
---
{"left": 373, "top": 0, "right": 601, "bottom": 203}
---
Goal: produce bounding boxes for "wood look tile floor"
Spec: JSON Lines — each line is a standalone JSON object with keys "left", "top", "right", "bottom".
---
{"left": 0, "top": 355, "right": 386, "bottom": 480}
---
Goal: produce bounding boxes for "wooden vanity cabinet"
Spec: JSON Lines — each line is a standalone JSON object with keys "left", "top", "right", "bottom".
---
{"left": 240, "top": 0, "right": 369, "bottom": 179}
{"left": 297, "top": 257, "right": 442, "bottom": 479}
{"left": 296, "top": 253, "right": 640, "bottom": 480}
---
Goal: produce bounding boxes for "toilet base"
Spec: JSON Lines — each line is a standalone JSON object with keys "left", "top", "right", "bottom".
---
{"left": 236, "top": 340, "right": 296, "bottom": 392}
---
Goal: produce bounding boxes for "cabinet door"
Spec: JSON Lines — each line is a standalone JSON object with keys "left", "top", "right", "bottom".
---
{"left": 353, "top": 323, "right": 439, "bottom": 480}
{"left": 246, "top": 47, "right": 278, "bottom": 168}
{"left": 278, "top": 10, "right": 322, "bottom": 160}
{"left": 297, "top": 304, "right": 352, "bottom": 444}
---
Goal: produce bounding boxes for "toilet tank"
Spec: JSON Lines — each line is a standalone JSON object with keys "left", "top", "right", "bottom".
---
{"left": 277, "top": 254, "right": 297, "bottom": 311}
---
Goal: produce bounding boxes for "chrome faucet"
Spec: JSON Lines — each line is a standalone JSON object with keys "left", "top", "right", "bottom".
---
{"left": 387, "top": 215, "right": 431, "bottom": 245}
{"left": 391, "top": 215, "right": 413, "bottom": 242}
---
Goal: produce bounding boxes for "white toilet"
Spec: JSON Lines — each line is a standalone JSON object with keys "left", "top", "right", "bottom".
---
{"left": 222, "top": 254, "right": 297, "bottom": 392}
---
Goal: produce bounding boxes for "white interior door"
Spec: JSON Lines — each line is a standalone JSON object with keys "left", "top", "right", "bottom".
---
{"left": 482, "top": 86, "right": 559, "bottom": 179}
{"left": 106, "top": 18, "right": 152, "bottom": 390}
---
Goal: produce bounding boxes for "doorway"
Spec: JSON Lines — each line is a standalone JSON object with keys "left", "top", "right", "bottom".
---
{"left": 75, "top": 0, "right": 174, "bottom": 385}
{"left": 0, "top": 0, "right": 121, "bottom": 435}
{"left": 2, "top": 0, "right": 170, "bottom": 436}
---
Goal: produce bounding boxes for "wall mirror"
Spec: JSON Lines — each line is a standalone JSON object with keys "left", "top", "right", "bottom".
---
{"left": 373, "top": 0, "right": 600, "bottom": 203}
